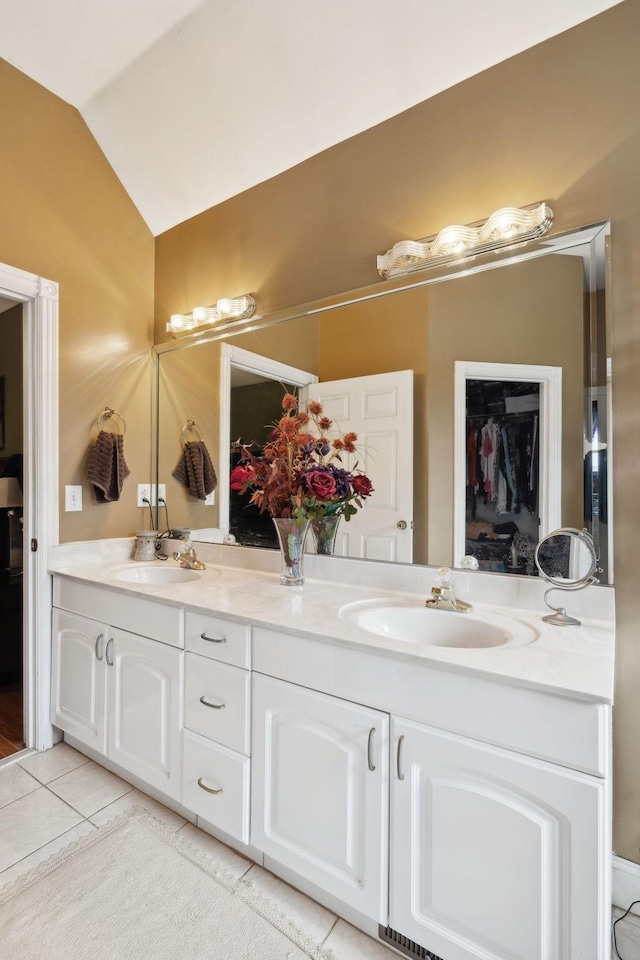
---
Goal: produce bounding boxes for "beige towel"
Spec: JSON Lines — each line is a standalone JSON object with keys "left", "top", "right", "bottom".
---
{"left": 172, "top": 440, "right": 217, "bottom": 500}
{"left": 87, "top": 430, "right": 131, "bottom": 502}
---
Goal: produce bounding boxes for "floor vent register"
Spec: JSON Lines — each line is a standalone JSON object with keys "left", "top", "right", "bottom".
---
{"left": 378, "top": 925, "right": 445, "bottom": 960}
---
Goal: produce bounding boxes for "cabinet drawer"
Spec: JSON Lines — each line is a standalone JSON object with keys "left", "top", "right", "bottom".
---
{"left": 185, "top": 611, "right": 251, "bottom": 668}
{"left": 185, "top": 654, "right": 250, "bottom": 755}
{"left": 182, "top": 730, "right": 250, "bottom": 842}
{"left": 53, "top": 577, "right": 183, "bottom": 648}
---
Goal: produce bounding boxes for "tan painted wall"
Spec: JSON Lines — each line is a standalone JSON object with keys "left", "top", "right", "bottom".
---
{"left": 154, "top": 1, "right": 640, "bottom": 860}
{"left": 0, "top": 59, "right": 155, "bottom": 541}
{"left": 0, "top": 304, "right": 24, "bottom": 458}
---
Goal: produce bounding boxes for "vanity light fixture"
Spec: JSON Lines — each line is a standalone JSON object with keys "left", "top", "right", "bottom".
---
{"left": 167, "top": 294, "right": 256, "bottom": 336}
{"left": 377, "top": 202, "right": 554, "bottom": 279}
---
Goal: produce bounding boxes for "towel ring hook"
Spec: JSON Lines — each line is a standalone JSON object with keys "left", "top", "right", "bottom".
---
{"left": 182, "top": 419, "right": 204, "bottom": 444}
{"left": 97, "top": 407, "right": 126, "bottom": 435}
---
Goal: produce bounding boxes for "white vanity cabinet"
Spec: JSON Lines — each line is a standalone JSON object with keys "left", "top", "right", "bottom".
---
{"left": 389, "top": 717, "right": 607, "bottom": 960}
{"left": 51, "top": 580, "right": 183, "bottom": 800}
{"left": 251, "top": 626, "right": 611, "bottom": 960}
{"left": 181, "top": 611, "right": 252, "bottom": 842}
{"left": 251, "top": 673, "right": 389, "bottom": 923}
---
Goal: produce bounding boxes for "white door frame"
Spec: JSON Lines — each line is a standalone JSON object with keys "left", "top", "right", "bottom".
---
{"left": 453, "top": 360, "right": 562, "bottom": 568}
{"left": 0, "top": 261, "right": 58, "bottom": 752}
{"left": 218, "top": 344, "right": 317, "bottom": 539}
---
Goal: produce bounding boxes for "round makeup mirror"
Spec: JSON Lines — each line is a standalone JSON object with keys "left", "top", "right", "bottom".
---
{"left": 534, "top": 527, "right": 598, "bottom": 626}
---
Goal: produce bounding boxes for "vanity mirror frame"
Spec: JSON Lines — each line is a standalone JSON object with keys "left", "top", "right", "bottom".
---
{"left": 154, "top": 218, "right": 612, "bottom": 582}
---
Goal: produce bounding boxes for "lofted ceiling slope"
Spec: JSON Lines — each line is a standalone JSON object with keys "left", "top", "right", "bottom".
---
{"left": 0, "top": 0, "right": 623, "bottom": 235}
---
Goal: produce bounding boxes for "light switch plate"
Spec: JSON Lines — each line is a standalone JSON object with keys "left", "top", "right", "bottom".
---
{"left": 65, "top": 485, "right": 82, "bottom": 512}
{"left": 204, "top": 491, "right": 215, "bottom": 506}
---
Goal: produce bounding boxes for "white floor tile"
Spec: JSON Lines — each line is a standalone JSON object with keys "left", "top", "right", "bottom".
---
{"left": 324, "top": 919, "right": 400, "bottom": 960}
{"left": 0, "top": 787, "right": 84, "bottom": 872}
{"left": 89, "top": 788, "right": 187, "bottom": 830}
{"left": 19, "top": 742, "right": 89, "bottom": 784}
{"left": 0, "top": 764, "right": 40, "bottom": 808}
{"left": 177, "top": 822, "right": 253, "bottom": 879}
{"left": 0, "top": 820, "right": 96, "bottom": 889}
{"left": 243, "top": 865, "right": 337, "bottom": 945}
{"left": 46, "top": 759, "right": 132, "bottom": 817}
{"left": 612, "top": 905, "right": 640, "bottom": 958}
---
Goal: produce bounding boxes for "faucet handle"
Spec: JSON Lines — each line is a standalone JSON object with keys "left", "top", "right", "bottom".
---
{"left": 434, "top": 566, "right": 455, "bottom": 590}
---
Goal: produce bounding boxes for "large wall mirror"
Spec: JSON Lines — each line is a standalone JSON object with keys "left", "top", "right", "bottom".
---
{"left": 154, "top": 220, "right": 612, "bottom": 583}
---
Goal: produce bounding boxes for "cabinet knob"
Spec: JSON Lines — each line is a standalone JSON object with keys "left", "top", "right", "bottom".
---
{"left": 199, "top": 696, "right": 225, "bottom": 710}
{"left": 197, "top": 777, "right": 223, "bottom": 795}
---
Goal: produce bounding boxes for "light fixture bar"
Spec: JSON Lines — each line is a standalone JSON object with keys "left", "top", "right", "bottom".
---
{"left": 377, "top": 202, "right": 554, "bottom": 279}
{"left": 167, "top": 294, "right": 256, "bottom": 336}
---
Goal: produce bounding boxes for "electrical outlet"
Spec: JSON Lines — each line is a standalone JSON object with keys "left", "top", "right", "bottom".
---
{"left": 204, "top": 491, "right": 215, "bottom": 506}
{"left": 65, "top": 485, "right": 82, "bottom": 512}
{"left": 137, "top": 484, "right": 152, "bottom": 508}
{"left": 157, "top": 483, "right": 166, "bottom": 504}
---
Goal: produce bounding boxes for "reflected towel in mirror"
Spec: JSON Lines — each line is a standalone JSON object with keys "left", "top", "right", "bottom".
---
{"left": 172, "top": 440, "right": 217, "bottom": 500}
{"left": 87, "top": 430, "right": 131, "bottom": 502}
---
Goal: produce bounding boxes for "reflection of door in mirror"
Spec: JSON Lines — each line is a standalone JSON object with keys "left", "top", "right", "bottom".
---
{"left": 302, "top": 370, "right": 414, "bottom": 562}
{"left": 454, "top": 362, "right": 562, "bottom": 576}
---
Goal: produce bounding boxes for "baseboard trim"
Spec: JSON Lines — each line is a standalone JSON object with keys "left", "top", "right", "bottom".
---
{"left": 613, "top": 855, "right": 640, "bottom": 916}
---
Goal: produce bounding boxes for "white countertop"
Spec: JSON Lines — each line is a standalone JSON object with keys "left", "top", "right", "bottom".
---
{"left": 50, "top": 539, "right": 615, "bottom": 705}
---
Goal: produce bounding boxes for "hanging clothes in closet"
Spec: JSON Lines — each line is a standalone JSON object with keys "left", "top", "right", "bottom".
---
{"left": 467, "top": 413, "right": 539, "bottom": 519}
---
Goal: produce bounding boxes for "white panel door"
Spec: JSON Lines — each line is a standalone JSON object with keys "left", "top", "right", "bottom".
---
{"left": 107, "top": 627, "right": 183, "bottom": 799}
{"left": 390, "top": 717, "right": 608, "bottom": 960}
{"left": 51, "top": 609, "right": 107, "bottom": 754}
{"left": 252, "top": 674, "right": 389, "bottom": 923}
{"left": 302, "top": 370, "right": 413, "bottom": 562}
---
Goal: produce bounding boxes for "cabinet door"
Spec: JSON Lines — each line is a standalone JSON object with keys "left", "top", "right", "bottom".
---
{"left": 390, "top": 717, "right": 608, "bottom": 960}
{"left": 107, "top": 627, "right": 183, "bottom": 799}
{"left": 51, "top": 609, "right": 107, "bottom": 753}
{"left": 252, "top": 674, "right": 389, "bottom": 923}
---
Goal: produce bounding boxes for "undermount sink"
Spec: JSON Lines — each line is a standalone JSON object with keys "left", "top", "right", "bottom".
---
{"left": 113, "top": 564, "right": 204, "bottom": 584}
{"left": 339, "top": 598, "right": 537, "bottom": 649}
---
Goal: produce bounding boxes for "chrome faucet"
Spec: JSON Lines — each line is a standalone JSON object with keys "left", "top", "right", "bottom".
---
{"left": 173, "top": 542, "right": 206, "bottom": 570}
{"left": 425, "top": 567, "right": 472, "bottom": 613}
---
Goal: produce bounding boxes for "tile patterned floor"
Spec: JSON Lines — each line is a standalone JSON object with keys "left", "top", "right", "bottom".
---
{"left": 0, "top": 744, "right": 399, "bottom": 960}
{"left": 612, "top": 905, "right": 640, "bottom": 960}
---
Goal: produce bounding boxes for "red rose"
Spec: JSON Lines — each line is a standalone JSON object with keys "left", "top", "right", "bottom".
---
{"left": 352, "top": 474, "right": 373, "bottom": 497}
{"left": 305, "top": 470, "right": 337, "bottom": 501}
{"left": 230, "top": 465, "right": 253, "bottom": 491}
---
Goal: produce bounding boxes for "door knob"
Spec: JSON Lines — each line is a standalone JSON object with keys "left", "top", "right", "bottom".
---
{"left": 397, "top": 520, "right": 408, "bottom": 530}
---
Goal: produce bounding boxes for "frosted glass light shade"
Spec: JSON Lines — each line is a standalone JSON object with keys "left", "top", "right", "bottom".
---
{"left": 166, "top": 294, "right": 256, "bottom": 335}
{"left": 377, "top": 203, "right": 554, "bottom": 279}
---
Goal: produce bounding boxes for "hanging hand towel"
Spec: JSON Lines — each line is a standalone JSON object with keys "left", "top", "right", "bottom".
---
{"left": 87, "top": 430, "right": 131, "bottom": 502}
{"left": 172, "top": 440, "right": 217, "bottom": 500}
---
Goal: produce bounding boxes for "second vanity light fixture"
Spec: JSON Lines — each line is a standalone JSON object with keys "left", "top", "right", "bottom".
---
{"left": 167, "top": 294, "right": 256, "bottom": 336}
{"left": 377, "top": 202, "right": 554, "bottom": 279}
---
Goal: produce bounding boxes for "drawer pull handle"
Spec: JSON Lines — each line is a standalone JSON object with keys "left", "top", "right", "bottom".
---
{"left": 105, "top": 637, "right": 114, "bottom": 667}
{"left": 95, "top": 633, "right": 105, "bottom": 661}
{"left": 199, "top": 696, "right": 225, "bottom": 710}
{"left": 397, "top": 735, "right": 406, "bottom": 781}
{"left": 367, "top": 727, "right": 376, "bottom": 772}
{"left": 197, "top": 777, "right": 223, "bottom": 795}
{"left": 201, "top": 632, "right": 227, "bottom": 644}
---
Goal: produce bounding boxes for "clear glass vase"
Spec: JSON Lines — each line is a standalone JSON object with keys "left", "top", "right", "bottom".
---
{"left": 310, "top": 515, "right": 341, "bottom": 555}
{"left": 272, "top": 518, "right": 310, "bottom": 585}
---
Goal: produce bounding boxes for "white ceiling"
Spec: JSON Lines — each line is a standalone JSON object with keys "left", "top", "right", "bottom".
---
{"left": 0, "top": 0, "right": 622, "bottom": 236}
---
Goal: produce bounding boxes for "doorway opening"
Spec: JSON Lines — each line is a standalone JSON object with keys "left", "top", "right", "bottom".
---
{"left": 0, "top": 300, "right": 24, "bottom": 757}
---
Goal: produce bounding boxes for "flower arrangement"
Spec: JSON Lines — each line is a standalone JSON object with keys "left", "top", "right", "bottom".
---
{"left": 229, "top": 393, "right": 374, "bottom": 526}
